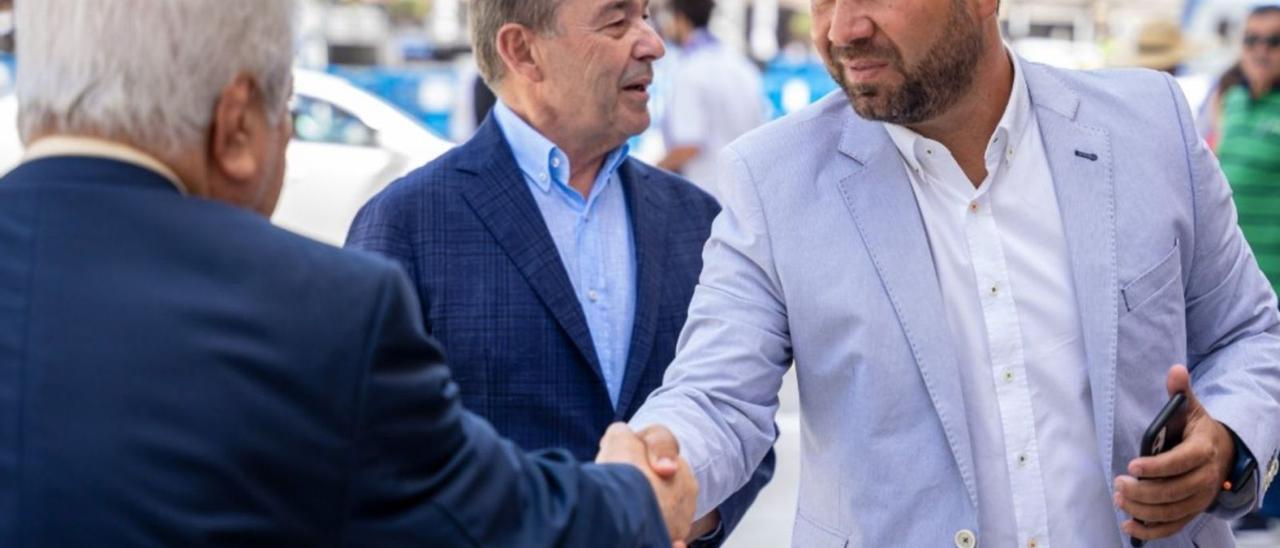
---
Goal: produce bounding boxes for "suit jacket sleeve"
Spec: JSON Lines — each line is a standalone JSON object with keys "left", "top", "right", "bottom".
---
{"left": 1165, "top": 73, "right": 1280, "bottom": 518}
{"left": 630, "top": 146, "right": 792, "bottom": 519}
{"left": 340, "top": 265, "right": 672, "bottom": 547}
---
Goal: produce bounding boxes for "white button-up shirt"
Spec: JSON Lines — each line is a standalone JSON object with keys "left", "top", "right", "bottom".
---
{"left": 885, "top": 53, "right": 1118, "bottom": 547}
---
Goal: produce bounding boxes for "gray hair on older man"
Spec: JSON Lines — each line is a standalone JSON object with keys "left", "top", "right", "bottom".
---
{"left": 16, "top": 0, "right": 296, "bottom": 155}
{"left": 468, "top": 0, "right": 562, "bottom": 86}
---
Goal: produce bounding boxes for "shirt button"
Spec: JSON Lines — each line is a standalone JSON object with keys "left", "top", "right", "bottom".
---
{"left": 588, "top": 290, "right": 600, "bottom": 302}
{"left": 551, "top": 157, "right": 561, "bottom": 168}
{"left": 989, "top": 285, "right": 999, "bottom": 297}
{"left": 1028, "top": 538, "right": 1038, "bottom": 548}
{"left": 954, "top": 529, "right": 976, "bottom": 548}
{"left": 538, "top": 173, "right": 548, "bottom": 182}
{"left": 969, "top": 202, "right": 979, "bottom": 214}
{"left": 1002, "top": 369, "right": 1015, "bottom": 383}
{"left": 1017, "top": 453, "right": 1029, "bottom": 467}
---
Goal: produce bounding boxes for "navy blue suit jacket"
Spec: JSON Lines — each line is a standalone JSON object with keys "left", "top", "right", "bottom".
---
{"left": 347, "top": 116, "right": 774, "bottom": 542}
{"left": 0, "top": 156, "right": 671, "bottom": 547}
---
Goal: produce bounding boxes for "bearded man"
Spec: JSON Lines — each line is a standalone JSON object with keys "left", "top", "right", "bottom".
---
{"left": 626, "top": 0, "right": 1280, "bottom": 546}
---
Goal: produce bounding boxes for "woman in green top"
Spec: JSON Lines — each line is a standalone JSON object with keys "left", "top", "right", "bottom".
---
{"left": 1216, "top": 5, "right": 1280, "bottom": 293}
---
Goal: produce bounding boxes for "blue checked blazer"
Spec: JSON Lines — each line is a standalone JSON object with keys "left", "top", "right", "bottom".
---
{"left": 347, "top": 115, "right": 774, "bottom": 543}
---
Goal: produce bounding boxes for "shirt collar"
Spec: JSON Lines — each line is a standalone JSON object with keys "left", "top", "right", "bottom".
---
{"left": 684, "top": 29, "right": 718, "bottom": 54}
{"left": 884, "top": 48, "right": 1032, "bottom": 178}
{"left": 22, "top": 136, "right": 188, "bottom": 194}
{"left": 492, "top": 100, "right": 629, "bottom": 196}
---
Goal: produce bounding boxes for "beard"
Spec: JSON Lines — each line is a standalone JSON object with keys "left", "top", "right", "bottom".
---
{"left": 825, "top": 0, "right": 987, "bottom": 125}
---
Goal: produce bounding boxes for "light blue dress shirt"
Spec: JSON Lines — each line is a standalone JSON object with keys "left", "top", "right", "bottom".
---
{"left": 492, "top": 101, "right": 637, "bottom": 409}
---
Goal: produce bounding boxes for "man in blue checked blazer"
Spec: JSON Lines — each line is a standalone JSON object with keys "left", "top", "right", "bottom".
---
{"left": 347, "top": 0, "right": 773, "bottom": 544}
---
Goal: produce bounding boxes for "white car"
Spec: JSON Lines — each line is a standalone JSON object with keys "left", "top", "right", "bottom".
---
{"left": 0, "top": 68, "right": 453, "bottom": 246}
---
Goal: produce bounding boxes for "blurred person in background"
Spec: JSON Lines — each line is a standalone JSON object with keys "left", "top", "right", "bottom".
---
{"left": 656, "top": 0, "right": 765, "bottom": 199}
{"left": 0, "top": 0, "right": 698, "bottom": 545}
{"left": 1217, "top": 5, "right": 1280, "bottom": 254}
{"left": 0, "top": 0, "right": 12, "bottom": 52}
{"left": 346, "top": 0, "right": 773, "bottom": 545}
{"left": 1130, "top": 19, "right": 1193, "bottom": 75}
{"left": 1216, "top": 3, "right": 1280, "bottom": 539}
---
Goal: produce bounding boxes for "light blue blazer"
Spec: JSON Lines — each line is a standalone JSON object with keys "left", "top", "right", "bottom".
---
{"left": 631, "top": 60, "right": 1280, "bottom": 547}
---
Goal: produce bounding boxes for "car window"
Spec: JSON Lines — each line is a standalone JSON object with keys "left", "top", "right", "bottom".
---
{"left": 291, "top": 95, "right": 377, "bottom": 147}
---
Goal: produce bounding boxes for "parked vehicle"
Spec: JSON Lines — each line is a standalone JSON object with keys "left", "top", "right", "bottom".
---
{"left": 0, "top": 68, "right": 453, "bottom": 246}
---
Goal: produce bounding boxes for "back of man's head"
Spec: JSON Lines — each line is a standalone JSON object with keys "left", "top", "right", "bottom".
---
{"left": 672, "top": 0, "right": 714, "bottom": 30}
{"left": 16, "top": 0, "right": 295, "bottom": 156}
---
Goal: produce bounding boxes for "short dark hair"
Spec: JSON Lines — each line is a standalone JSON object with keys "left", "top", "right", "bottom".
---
{"left": 672, "top": 0, "right": 714, "bottom": 29}
{"left": 1252, "top": 4, "right": 1280, "bottom": 18}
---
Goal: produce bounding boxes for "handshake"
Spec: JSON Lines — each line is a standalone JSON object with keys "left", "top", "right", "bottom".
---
{"left": 596, "top": 423, "right": 710, "bottom": 547}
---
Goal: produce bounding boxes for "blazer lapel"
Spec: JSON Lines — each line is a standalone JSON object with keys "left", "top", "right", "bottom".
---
{"left": 458, "top": 116, "right": 606, "bottom": 383}
{"left": 1025, "top": 62, "right": 1120, "bottom": 478}
{"left": 834, "top": 115, "right": 980, "bottom": 509}
{"left": 613, "top": 160, "right": 669, "bottom": 419}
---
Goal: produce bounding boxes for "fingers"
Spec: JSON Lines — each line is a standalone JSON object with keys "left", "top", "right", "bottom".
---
{"left": 596, "top": 422, "right": 645, "bottom": 465}
{"left": 1123, "top": 514, "right": 1199, "bottom": 541}
{"left": 1128, "top": 427, "right": 1215, "bottom": 479}
{"left": 639, "top": 425, "right": 681, "bottom": 478}
{"left": 1115, "top": 475, "right": 1217, "bottom": 523}
{"left": 1165, "top": 364, "right": 1191, "bottom": 400}
{"left": 1165, "top": 364, "right": 1206, "bottom": 419}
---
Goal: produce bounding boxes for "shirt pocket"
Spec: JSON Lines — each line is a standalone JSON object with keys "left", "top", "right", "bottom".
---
{"left": 1122, "top": 240, "right": 1182, "bottom": 314}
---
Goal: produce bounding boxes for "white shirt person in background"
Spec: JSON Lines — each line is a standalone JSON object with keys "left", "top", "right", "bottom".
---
{"left": 657, "top": 0, "right": 766, "bottom": 199}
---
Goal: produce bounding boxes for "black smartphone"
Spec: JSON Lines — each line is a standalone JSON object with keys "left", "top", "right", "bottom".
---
{"left": 1131, "top": 392, "right": 1188, "bottom": 547}
{"left": 1141, "top": 392, "right": 1187, "bottom": 457}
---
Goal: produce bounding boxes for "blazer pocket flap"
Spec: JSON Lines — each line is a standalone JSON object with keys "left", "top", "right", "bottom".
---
{"left": 1122, "top": 240, "right": 1182, "bottom": 313}
{"left": 793, "top": 512, "right": 850, "bottom": 548}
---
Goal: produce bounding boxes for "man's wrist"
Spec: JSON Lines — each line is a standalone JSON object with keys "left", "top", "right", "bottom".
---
{"left": 690, "top": 510, "right": 723, "bottom": 546}
{"left": 1211, "top": 424, "right": 1259, "bottom": 516}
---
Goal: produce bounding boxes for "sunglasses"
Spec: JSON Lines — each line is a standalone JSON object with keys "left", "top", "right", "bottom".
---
{"left": 1244, "top": 33, "right": 1280, "bottom": 49}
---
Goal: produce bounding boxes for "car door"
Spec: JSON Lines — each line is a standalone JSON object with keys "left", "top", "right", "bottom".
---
{"left": 274, "top": 94, "right": 406, "bottom": 246}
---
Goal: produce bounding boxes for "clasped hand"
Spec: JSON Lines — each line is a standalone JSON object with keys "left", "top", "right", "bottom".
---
{"left": 596, "top": 423, "right": 701, "bottom": 547}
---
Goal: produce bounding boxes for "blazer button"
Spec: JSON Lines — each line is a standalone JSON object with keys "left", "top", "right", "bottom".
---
{"left": 954, "top": 529, "right": 977, "bottom": 548}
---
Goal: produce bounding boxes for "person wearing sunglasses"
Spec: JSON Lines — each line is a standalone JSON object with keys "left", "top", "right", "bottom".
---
{"left": 1216, "top": 4, "right": 1280, "bottom": 285}
{"left": 1215, "top": 3, "right": 1280, "bottom": 540}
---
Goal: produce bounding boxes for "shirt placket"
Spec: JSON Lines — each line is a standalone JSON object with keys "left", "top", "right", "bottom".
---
{"left": 965, "top": 184, "right": 1051, "bottom": 548}
{"left": 580, "top": 196, "right": 616, "bottom": 404}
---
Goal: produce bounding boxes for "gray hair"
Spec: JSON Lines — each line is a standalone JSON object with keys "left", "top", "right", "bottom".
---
{"left": 16, "top": 0, "right": 296, "bottom": 155}
{"left": 469, "top": 0, "right": 562, "bottom": 86}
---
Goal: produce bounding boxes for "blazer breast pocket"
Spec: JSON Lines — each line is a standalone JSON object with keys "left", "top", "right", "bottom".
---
{"left": 1122, "top": 240, "right": 1183, "bottom": 314}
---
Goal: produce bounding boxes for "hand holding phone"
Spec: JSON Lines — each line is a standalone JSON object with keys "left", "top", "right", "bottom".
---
{"left": 1130, "top": 392, "right": 1187, "bottom": 547}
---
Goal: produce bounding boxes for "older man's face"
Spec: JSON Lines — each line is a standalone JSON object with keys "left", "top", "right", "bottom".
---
{"left": 1243, "top": 12, "right": 1280, "bottom": 90}
{"left": 813, "top": 0, "right": 987, "bottom": 125}
{"left": 535, "top": 0, "right": 664, "bottom": 147}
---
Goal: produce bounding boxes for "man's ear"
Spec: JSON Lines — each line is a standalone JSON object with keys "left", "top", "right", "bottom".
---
{"left": 975, "top": 0, "right": 1001, "bottom": 21}
{"left": 495, "top": 23, "right": 545, "bottom": 84}
{"left": 209, "top": 73, "right": 262, "bottom": 184}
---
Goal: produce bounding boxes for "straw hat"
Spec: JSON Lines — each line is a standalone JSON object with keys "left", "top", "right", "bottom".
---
{"left": 1130, "top": 19, "right": 1192, "bottom": 71}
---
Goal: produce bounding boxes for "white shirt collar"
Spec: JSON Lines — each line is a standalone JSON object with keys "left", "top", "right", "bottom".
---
{"left": 22, "top": 136, "right": 188, "bottom": 194}
{"left": 884, "top": 49, "right": 1032, "bottom": 178}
